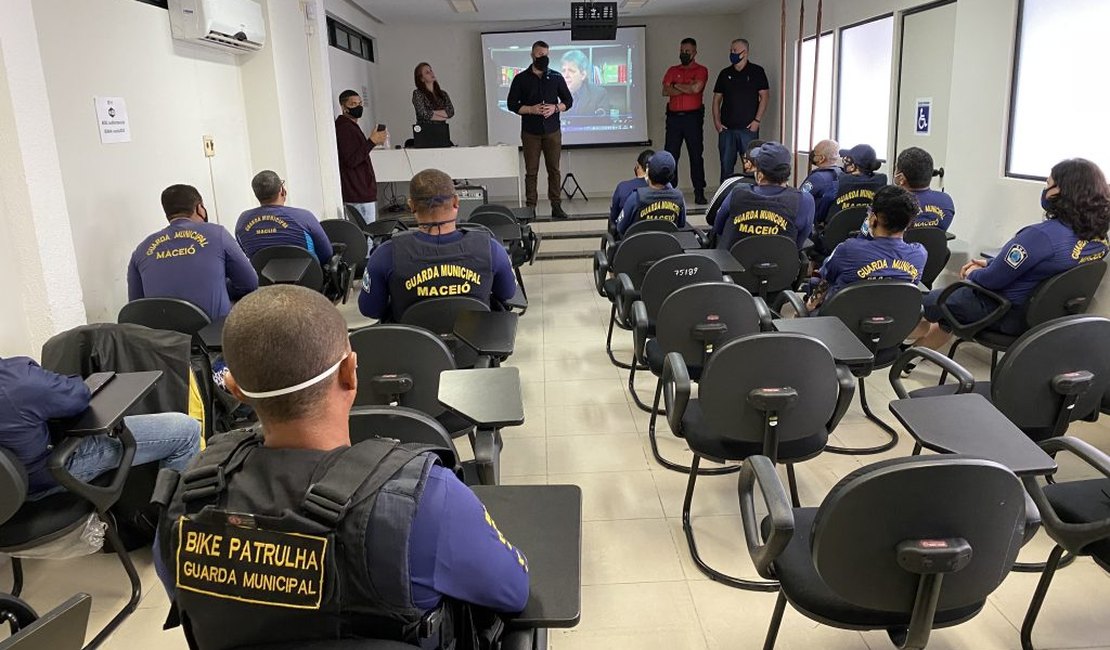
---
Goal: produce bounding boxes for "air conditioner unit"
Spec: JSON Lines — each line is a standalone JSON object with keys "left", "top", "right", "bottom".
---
{"left": 169, "top": 0, "right": 266, "bottom": 54}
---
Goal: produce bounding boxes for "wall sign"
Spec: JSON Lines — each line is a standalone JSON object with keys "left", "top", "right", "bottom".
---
{"left": 915, "top": 98, "right": 932, "bottom": 136}
{"left": 94, "top": 97, "right": 131, "bottom": 144}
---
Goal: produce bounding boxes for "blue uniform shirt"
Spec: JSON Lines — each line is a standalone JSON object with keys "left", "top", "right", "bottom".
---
{"left": 358, "top": 230, "right": 517, "bottom": 320}
{"left": 818, "top": 236, "right": 927, "bottom": 300}
{"left": 0, "top": 358, "right": 89, "bottom": 494}
{"left": 128, "top": 219, "right": 259, "bottom": 321}
{"left": 713, "top": 185, "right": 815, "bottom": 249}
{"left": 235, "top": 205, "right": 335, "bottom": 264}
{"left": 617, "top": 186, "right": 687, "bottom": 236}
{"left": 800, "top": 167, "right": 839, "bottom": 221}
{"left": 968, "top": 218, "right": 1109, "bottom": 305}
{"left": 609, "top": 177, "right": 648, "bottom": 224}
{"left": 907, "top": 188, "right": 956, "bottom": 231}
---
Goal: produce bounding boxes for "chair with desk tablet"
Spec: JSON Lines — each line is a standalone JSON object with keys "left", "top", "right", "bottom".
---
{"left": 0, "top": 593, "right": 91, "bottom": 650}
{"left": 398, "top": 296, "right": 491, "bottom": 369}
{"left": 727, "top": 235, "right": 807, "bottom": 314}
{"left": 320, "top": 218, "right": 370, "bottom": 292}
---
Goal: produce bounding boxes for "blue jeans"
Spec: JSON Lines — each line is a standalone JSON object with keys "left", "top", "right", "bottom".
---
{"left": 31, "top": 412, "right": 201, "bottom": 500}
{"left": 719, "top": 127, "right": 759, "bottom": 182}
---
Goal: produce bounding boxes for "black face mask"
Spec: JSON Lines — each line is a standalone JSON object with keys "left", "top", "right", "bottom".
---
{"left": 679, "top": 53, "right": 692, "bottom": 66}
{"left": 347, "top": 105, "right": 364, "bottom": 119}
{"left": 533, "top": 55, "right": 549, "bottom": 72}
{"left": 198, "top": 205, "right": 209, "bottom": 223}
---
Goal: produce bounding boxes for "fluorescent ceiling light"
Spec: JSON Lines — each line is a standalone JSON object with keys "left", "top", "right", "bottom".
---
{"left": 621, "top": 0, "right": 650, "bottom": 7}
{"left": 448, "top": 0, "right": 478, "bottom": 12}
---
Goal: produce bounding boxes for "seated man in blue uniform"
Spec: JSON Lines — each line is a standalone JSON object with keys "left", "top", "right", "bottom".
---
{"left": 235, "top": 170, "right": 335, "bottom": 265}
{"left": 608, "top": 149, "right": 654, "bottom": 230}
{"left": 359, "top": 169, "right": 516, "bottom": 321}
{"left": 713, "top": 141, "right": 814, "bottom": 251}
{"left": 804, "top": 185, "right": 927, "bottom": 312}
{"left": 799, "top": 139, "right": 841, "bottom": 217}
{"left": 911, "top": 158, "right": 1110, "bottom": 350}
{"left": 815, "top": 143, "right": 888, "bottom": 225}
{"left": 616, "top": 150, "right": 687, "bottom": 237}
{"left": 894, "top": 147, "right": 956, "bottom": 231}
{"left": 0, "top": 356, "right": 200, "bottom": 500}
{"left": 155, "top": 285, "right": 529, "bottom": 649}
{"left": 128, "top": 184, "right": 258, "bottom": 321}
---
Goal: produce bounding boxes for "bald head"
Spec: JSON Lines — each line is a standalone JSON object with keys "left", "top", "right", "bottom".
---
{"left": 812, "top": 140, "right": 841, "bottom": 168}
{"left": 223, "top": 285, "right": 351, "bottom": 422}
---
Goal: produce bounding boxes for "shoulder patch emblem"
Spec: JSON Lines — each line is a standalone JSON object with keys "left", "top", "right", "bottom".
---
{"left": 801, "top": 181, "right": 813, "bottom": 193}
{"left": 1005, "top": 244, "right": 1028, "bottom": 269}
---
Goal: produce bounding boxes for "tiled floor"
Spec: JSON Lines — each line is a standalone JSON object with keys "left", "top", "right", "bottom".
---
{"left": 9, "top": 226, "right": 1110, "bottom": 648}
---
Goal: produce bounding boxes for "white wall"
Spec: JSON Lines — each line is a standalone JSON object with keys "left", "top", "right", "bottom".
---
{"left": 325, "top": 0, "right": 379, "bottom": 133}
{"left": 372, "top": 14, "right": 748, "bottom": 199}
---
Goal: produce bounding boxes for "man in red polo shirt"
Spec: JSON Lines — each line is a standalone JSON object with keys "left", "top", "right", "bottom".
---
{"left": 662, "top": 37, "right": 710, "bottom": 205}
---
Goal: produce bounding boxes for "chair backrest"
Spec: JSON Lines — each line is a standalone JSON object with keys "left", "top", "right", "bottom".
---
{"left": 467, "top": 210, "right": 517, "bottom": 229}
{"left": 348, "top": 406, "right": 459, "bottom": 470}
{"left": 349, "top": 325, "right": 455, "bottom": 416}
{"left": 467, "top": 203, "right": 515, "bottom": 223}
{"left": 320, "top": 219, "right": 369, "bottom": 270}
{"left": 812, "top": 455, "right": 1025, "bottom": 614}
{"left": 398, "top": 296, "right": 490, "bottom": 368}
{"left": 117, "top": 298, "right": 211, "bottom": 336}
{"left": 457, "top": 222, "right": 495, "bottom": 238}
{"left": 611, "top": 232, "right": 685, "bottom": 290}
{"left": 655, "top": 282, "right": 762, "bottom": 366}
{"left": 819, "top": 281, "right": 924, "bottom": 354}
{"left": 344, "top": 204, "right": 370, "bottom": 230}
{"left": 705, "top": 175, "right": 750, "bottom": 227}
{"left": 902, "top": 227, "right": 951, "bottom": 289}
{"left": 1024, "top": 260, "right": 1107, "bottom": 328}
{"left": 992, "top": 315, "right": 1110, "bottom": 433}
{"left": 624, "top": 219, "right": 679, "bottom": 238}
{"left": 640, "top": 254, "right": 725, "bottom": 321}
{"left": 0, "top": 593, "right": 91, "bottom": 650}
{"left": 728, "top": 235, "right": 801, "bottom": 296}
{"left": 821, "top": 206, "right": 869, "bottom": 251}
{"left": 0, "top": 447, "right": 28, "bottom": 526}
{"left": 699, "top": 332, "right": 838, "bottom": 449}
{"left": 250, "top": 245, "right": 324, "bottom": 291}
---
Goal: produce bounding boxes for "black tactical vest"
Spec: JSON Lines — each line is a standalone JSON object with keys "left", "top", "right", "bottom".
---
{"left": 831, "top": 172, "right": 888, "bottom": 213}
{"left": 718, "top": 185, "right": 803, "bottom": 251}
{"left": 629, "top": 186, "right": 684, "bottom": 225}
{"left": 158, "top": 431, "right": 449, "bottom": 650}
{"left": 389, "top": 231, "right": 494, "bottom": 320}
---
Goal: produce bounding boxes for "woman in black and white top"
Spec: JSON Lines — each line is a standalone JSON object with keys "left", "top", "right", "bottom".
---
{"left": 412, "top": 62, "right": 455, "bottom": 123}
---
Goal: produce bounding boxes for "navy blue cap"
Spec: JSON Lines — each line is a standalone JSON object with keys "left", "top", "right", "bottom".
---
{"left": 839, "top": 144, "right": 879, "bottom": 172}
{"left": 647, "top": 150, "right": 676, "bottom": 181}
{"left": 751, "top": 142, "right": 792, "bottom": 174}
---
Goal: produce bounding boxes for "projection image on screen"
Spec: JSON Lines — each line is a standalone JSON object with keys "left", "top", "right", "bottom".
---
{"left": 481, "top": 27, "right": 649, "bottom": 148}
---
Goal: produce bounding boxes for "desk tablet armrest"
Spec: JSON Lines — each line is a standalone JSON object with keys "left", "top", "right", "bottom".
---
{"left": 738, "top": 455, "right": 794, "bottom": 579}
{"left": 47, "top": 425, "right": 136, "bottom": 513}
{"left": 888, "top": 347, "right": 975, "bottom": 399}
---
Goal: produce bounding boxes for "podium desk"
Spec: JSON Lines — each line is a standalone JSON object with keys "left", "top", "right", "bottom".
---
{"left": 372, "top": 146, "right": 523, "bottom": 206}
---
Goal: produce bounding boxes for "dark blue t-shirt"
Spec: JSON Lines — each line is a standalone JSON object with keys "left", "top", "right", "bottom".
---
{"left": 800, "top": 167, "right": 839, "bottom": 220}
{"left": 968, "top": 218, "right": 1109, "bottom": 305}
{"left": 818, "top": 236, "right": 927, "bottom": 300}
{"left": 609, "top": 177, "right": 648, "bottom": 224}
{"left": 235, "top": 205, "right": 335, "bottom": 264}
{"left": 358, "top": 230, "right": 516, "bottom": 320}
{"left": 617, "top": 186, "right": 687, "bottom": 235}
{"left": 0, "top": 357, "right": 89, "bottom": 494}
{"left": 128, "top": 220, "right": 259, "bottom": 321}
{"left": 907, "top": 188, "right": 956, "bottom": 231}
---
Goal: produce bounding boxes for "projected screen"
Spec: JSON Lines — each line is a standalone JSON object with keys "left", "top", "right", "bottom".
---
{"left": 481, "top": 27, "right": 649, "bottom": 148}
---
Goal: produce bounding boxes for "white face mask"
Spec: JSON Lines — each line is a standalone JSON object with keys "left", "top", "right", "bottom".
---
{"left": 238, "top": 353, "right": 349, "bottom": 399}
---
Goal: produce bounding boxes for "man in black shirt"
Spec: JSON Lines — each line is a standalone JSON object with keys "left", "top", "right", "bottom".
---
{"left": 507, "top": 40, "right": 574, "bottom": 220}
{"left": 712, "top": 38, "right": 769, "bottom": 183}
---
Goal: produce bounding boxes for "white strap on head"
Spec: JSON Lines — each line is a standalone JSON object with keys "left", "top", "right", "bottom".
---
{"left": 238, "top": 353, "right": 349, "bottom": 399}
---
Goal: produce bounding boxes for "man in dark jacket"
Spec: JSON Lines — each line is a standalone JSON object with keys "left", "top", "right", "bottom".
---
{"left": 335, "top": 89, "right": 388, "bottom": 227}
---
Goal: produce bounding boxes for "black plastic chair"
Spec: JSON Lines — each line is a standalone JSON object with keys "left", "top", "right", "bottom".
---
{"left": 0, "top": 435, "right": 141, "bottom": 648}
{"left": 321, "top": 218, "right": 370, "bottom": 286}
{"left": 806, "top": 281, "right": 923, "bottom": 455}
{"left": 249, "top": 245, "right": 326, "bottom": 292}
{"left": 727, "top": 235, "right": 807, "bottom": 314}
{"left": 662, "top": 332, "right": 856, "bottom": 590}
{"left": 740, "top": 454, "right": 1030, "bottom": 649}
{"left": 1020, "top": 436, "right": 1110, "bottom": 650}
{"left": 903, "top": 227, "right": 951, "bottom": 289}
{"left": 703, "top": 175, "right": 751, "bottom": 230}
{"left": 637, "top": 282, "right": 770, "bottom": 474}
{"left": 468, "top": 209, "right": 540, "bottom": 302}
{"left": 398, "top": 296, "right": 491, "bottom": 369}
{"left": 818, "top": 206, "right": 868, "bottom": 254}
{"left": 625, "top": 254, "right": 726, "bottom": 413}
{"left": 593, "top": 232, "right": 684, "bottom": 370}
{"left": 934, "top": 260, "right": 1106, "bottom": 380}
{"left": 0, "top": 593, "right": 90, "bottom": 649}
{"left": 468, "top": 203, "right": 516, "bottom": 222}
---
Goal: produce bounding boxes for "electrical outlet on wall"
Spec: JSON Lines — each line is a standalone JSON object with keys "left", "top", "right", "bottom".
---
{"left": 203, "top": 135, "right": 215, "bottom": 158}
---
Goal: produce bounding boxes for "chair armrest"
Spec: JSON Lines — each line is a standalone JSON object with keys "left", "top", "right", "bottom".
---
{"left": 592, "top": 251, "right": 609, "bottom": 297}
{"left": 738, "top": 455, "right": 794, "bottom": 579}
{"left": 827, "top": 364, "right": 857, "bottom": 431}
{"left": 631, "top": 301, "right": 650, "bottom": 364}
{"left": 472, "top": 428, "right": 500, "bottom": 486}
{"left": 662, "top": 352, "right": 691, "bottom": 437}
{"left": 782, "top": 291, "right": 809, "bottom": 318}
{"left": 615, "top": 273, "right": 638, "bottom": 325}
{"left": 473, "top": 355, "right": 493, "bottom": 369}
{"left": 47, "top": 423, "right": 136, "bottom": 514}
{"left": 936, "top": 280, "right": 1012, "bottom": 339}
{"left": 527, "top": 230, "right": 541, "bottom": 265}
{"left": 694, "top": 228, "right": 708, "bottom": 248}
{"left": 754, "top": 297, "right": 774, "bottom": 331}
{"left": 1023, "top": 437, "right": 1110, "bottom": 553}
{"left": 888, "top": 347, "right": 976, "bottom": 399}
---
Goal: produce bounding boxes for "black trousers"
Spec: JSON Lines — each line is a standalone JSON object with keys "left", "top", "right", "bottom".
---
{"left": 664, "top": 109, "right": 706, "bottom": 192}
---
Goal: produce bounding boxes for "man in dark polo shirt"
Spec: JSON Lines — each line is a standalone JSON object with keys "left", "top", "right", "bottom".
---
{"left": 712, "top": 38, "right": 769, "bottom": 183}
{"left": 335, "top": 89, "right": 388, "bottom": 228}
{"left": 662, "top": 37, "right": 710, "bottom": 205}
{"left": 507, "top": 40, "right": 573, "bottom": 220}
